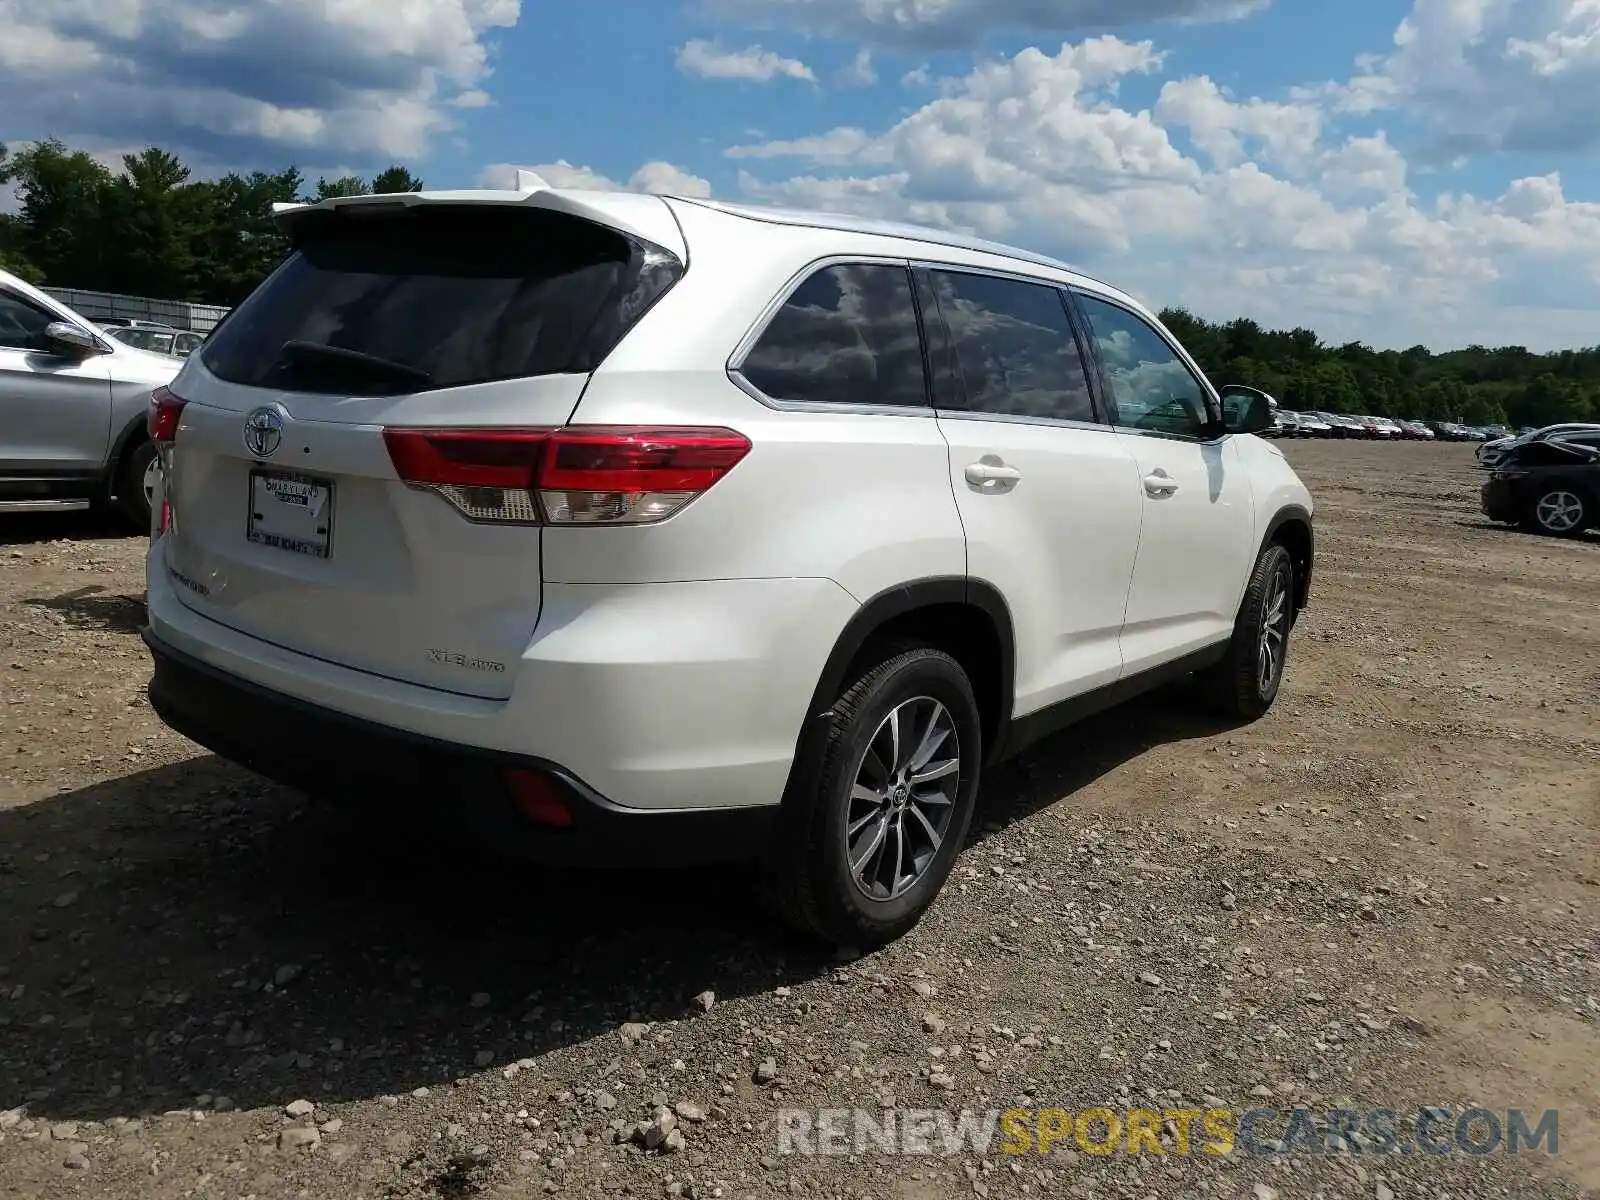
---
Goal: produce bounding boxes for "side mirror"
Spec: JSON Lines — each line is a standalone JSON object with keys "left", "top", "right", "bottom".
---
{"left": 42, "top": 321, "right": 107, "bottom": 357}
{"left": 1216, "top": 384, "right": 1275, "bottom": 435}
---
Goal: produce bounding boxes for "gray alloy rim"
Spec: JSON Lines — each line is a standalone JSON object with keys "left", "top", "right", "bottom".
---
{"left": 845, "top": 696, "right": 961, "bottom": 902}
{"left": 1536, "top": 491, "right": 1583, "bottom": 532}
{"left": 1258, "top": 564, "right": 1290, "bottom": 697}
{"left": 142, "top": 456, "right": 160, "bottom": 507}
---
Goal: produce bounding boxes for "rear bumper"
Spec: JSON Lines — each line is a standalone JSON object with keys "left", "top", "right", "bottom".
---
{"left": 143, "top": 627, "right": 777, "bottom": 867}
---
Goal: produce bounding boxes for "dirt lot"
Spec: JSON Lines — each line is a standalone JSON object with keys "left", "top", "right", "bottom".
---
{"left": 0, "top": 439, "right": 1595, "bottom": 1200}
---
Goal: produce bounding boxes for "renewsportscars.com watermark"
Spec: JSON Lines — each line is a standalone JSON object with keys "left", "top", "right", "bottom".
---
{"left": 776, "top": 1106, "right": 1560, "bottom": 1159}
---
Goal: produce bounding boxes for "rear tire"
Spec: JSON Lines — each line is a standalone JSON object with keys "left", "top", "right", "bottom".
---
{"left": 1201, "top": 542, "right": 1295, "bottom": 720}
{"left": 763, "top": 647, "right": 982, "bottom": 948}
{"left": 118, "top": 438, "right": 158, "bottom": 531}
{"left": 1522, "top": 487, "right": 1590, "bottom": 538}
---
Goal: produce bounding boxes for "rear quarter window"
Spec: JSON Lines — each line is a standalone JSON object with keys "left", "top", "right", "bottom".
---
{"left": 201, "top": 205, "right": 682, "bottom": 396}
{"left": 737, "top": 263, "right": 928, "bottom": 409}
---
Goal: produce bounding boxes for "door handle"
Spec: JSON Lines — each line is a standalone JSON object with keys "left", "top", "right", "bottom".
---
{"left": 964, "top": 461, "right": 1022, "bottom": 487}
{"left": 1143, "top": 470, "right": 1179, "bottom": 497}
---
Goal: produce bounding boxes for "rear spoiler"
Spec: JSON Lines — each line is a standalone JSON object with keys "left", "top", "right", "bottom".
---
{"left": 269, "top": 183, "right": 687, "bottom": 261}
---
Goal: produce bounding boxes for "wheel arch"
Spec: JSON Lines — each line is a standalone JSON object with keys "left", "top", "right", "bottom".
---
{"left": 1261, "top": 504, "right": 1314, "bottom": 614}
{"left": 105, "top": 409, "right": 151, "bottom": 498}
{"left": 775, "top": 576, "right": 1017, "bottom": 836}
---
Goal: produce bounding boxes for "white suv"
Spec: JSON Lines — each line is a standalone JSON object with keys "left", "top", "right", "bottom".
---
{"left": 142, "top": 184, "right": 1314, "bottom": 946}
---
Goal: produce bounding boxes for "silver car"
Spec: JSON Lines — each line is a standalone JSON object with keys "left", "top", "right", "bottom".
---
{"left": 1, "top": 270, "right": 181, "bottom": 527}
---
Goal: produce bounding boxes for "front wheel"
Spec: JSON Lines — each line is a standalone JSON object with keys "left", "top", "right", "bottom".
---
{"left": 118, "top": 439, "right": 158, "bottom": 531}
{"left": 1201, "top": 542, "right": 1295, "bottom": 720}
{"left": 764, "top": 647, "right": 982, "bottom": 948}
{"left": 1523, "top": 488, "right": 1590, "bottom": 538}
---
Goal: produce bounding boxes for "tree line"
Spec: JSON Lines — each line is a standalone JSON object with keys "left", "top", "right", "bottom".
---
{"left": 1159, "top": 310, "right": 1598, "bottom": 429}
{"left": 2, "top": 139, "right": 1596, "bottom": 429}
{"left": 0, "top": 139, "right": 421, "bottom": 307}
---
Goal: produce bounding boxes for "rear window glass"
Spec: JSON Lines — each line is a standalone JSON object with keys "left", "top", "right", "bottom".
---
{"left": 201, "top": 206, "right": 681, "bottom": 395}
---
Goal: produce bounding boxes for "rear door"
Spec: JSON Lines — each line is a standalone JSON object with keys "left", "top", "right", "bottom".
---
{"left": 1070, "top": 288, "right": 1258, "bottom": 674}
{"left": 160, "top": 196, "right": 686, "bottom": 699}
{"left": 0, "top": 287, "right": 112, "bottom": 474}
{"left": 915, "top": 265, "right": 1143, "bottom": 717}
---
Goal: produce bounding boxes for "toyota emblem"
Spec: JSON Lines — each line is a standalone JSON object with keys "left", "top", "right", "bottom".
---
{"left": 243, "top": 406, "right": 284, "bottom": 458}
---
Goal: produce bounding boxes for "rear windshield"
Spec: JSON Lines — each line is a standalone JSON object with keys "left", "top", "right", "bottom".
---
{"left": 201, "top": 205, "right": 682, "bottom": 396}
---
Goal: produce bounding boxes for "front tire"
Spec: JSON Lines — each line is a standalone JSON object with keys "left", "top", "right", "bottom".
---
{"left": 1523, "top": 487, "right": 1590, "bottom": 538}
{"left": 1203, "top": 542, "right": 1295, "bottom": 720}
{"left": 764, "top": 648, "right": 982, "bottom": 948}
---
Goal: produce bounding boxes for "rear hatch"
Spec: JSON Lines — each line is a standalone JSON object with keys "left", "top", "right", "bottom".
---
{"left": 159, "top": 192, "right": 685, "bottom": 699}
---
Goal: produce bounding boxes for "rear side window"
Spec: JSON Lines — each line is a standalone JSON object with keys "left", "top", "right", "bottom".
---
{"left": 738, "top": 263, "right": 927, "bottom": 408}
{"left": 922, "top": 270, "right": 1096, "bottom": 423}
{"left": 201, "top": 206, "right": 682, "bottom": 396}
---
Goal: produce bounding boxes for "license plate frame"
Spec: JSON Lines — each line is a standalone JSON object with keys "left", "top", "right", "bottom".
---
{"left": 246, "top": 469, "right": 335, "bottom": 560}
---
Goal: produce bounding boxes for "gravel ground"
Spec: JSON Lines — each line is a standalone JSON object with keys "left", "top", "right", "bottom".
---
{"left": 0, "top": 440, "right": 1595, "bottom": 1200}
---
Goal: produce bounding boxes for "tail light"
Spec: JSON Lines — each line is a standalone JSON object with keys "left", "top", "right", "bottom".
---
{"left": 148, "top": 386, "right": 186, "bottom": 445}
{"left": 382, "top": 426, "right": 751, "bottom": 526}
{"left": 148, "top": 386, "right": 187, "bottom": 535}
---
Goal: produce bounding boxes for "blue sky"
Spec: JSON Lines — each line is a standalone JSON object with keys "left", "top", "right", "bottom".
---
{"left": 5, "top": 0, "right": 1600, "bottom": 351}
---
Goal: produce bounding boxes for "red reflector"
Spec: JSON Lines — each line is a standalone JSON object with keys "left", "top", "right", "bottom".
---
{"left": 504, "top": 768, "right": 574, "bottom": 829}
{"left": 538, "top": 427, "right": 751, "bottom": 492}
{"left": 383, "top": 428, "right": 552, "bottom": 488}
{"left": 148, "top": 386, "right": 186, "bottom": 444}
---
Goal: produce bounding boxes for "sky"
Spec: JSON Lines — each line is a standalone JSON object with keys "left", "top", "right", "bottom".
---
{"left": 3, "top": 0, "right": 1599, "bottom": 352}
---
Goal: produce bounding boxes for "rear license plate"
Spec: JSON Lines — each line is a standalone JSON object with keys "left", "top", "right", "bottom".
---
{"left": 247, "top": 469, "right": 334, "bottom": 559}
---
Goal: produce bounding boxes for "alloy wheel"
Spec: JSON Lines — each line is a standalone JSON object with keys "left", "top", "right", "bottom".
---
{"left": 845, "top": 696, "right": 962, "bottom": 902}
{"left": 1535, "top": 491, "right": 1584, "bottom": 533}
{"left": 142, "top": 455, "right": 160, "bottom": 507}
{"left": 1257, "top": 564, "right": 1290, "bottom": 697}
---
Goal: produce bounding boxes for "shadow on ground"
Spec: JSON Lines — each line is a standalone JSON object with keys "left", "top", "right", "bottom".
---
{"left": 0, "top": 511, "right": 137, "bottom": 547}
{"left": 23, "top": 585, "right": 148, "bottom": 634}
{"left": 0, "top": 682, "right": 1233, "bottom": 1123}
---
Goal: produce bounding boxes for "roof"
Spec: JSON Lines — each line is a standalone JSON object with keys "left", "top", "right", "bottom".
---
{"left": 674, "top": 196, "right": 1101, "bottom": 282}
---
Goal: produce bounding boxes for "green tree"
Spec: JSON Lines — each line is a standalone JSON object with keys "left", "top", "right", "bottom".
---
{"left": 313, "top": 174, "right": 371, "bottom": 199}
{"left": 372, "top": 165, "right": 424, "bottom": 193}
{"left": 6, "top": 138, "right": 115, "bottom": 287}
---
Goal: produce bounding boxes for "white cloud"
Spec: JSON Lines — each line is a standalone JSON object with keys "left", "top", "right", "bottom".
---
{"left": 477, "top": 160, "right": 713, "bottom": 198}
{"left": 709, "top": 35, "right": 1600, "bottom": 350}
{"left": 1328, "top": 0, "right": 1600, "bottom": 155}
{"left": 837, "top": 47, "right": 877, "bottom": 86}
{"left": 628, "top": 160, "right": 715, "bottom": 197}
{"left": 0, "top": 0, "right": 520, "bottom": 162}
{"left": 700, "top": 0, "right": 1268, "bottom": 49}
{"left": 675, "top": 38, "right": 816, "bottom": 82}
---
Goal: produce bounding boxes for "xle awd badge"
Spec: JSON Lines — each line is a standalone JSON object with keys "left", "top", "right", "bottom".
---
{"left": 243, "top": 406, "right": 284, "bottom": 459}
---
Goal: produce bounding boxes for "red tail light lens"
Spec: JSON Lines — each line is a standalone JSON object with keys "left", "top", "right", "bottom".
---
{"left": 148, "top": 386, "right": 186, "bottom": 445}
{"left": 382, "top": 426, "right": 750, "bottom": 526}
{"left": 539, "top": 427, "right": 751, "bottom": 525}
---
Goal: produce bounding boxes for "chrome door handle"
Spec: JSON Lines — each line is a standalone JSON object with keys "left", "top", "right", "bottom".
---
{"left": 964, "top": 462, "right": 1022, "bottom": 486}
{"left": 1143, "top": 471, "right": 1179, "bottom": 497}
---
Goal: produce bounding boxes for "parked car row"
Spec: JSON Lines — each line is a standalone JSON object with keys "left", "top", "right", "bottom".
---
{"left": 1265, "top": 411, "right": 1495, "bottom": 440}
